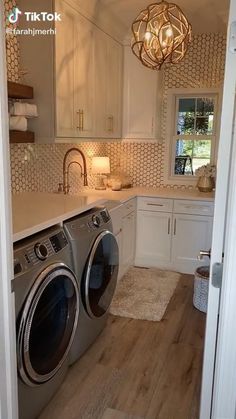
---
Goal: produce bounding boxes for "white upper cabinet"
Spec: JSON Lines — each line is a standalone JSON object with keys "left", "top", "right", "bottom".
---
{"left": 123, "top": 46, "right": 162, "bottom": 140}
{"left": 55, "top": 0, "right": 77, "bottom": 137}
{"left": 95, "top": 31, "right": 123, "bottom": 138}
{"left": 105, "top": 36, "right": 123, "bottom": 138}
{"left": 55, "top": 0, "right": 123, "bottom": 140}
{"left": 74, "top": 13, "right": 96, "bottom": 138}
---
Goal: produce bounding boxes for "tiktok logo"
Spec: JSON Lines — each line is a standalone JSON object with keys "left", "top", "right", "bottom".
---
{"left": 8, "top": 7, "right": 22, "bottom": 24}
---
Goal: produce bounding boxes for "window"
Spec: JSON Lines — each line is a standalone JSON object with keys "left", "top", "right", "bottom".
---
{"left": 167, "top": 91, "right": 219, "bottom": 179}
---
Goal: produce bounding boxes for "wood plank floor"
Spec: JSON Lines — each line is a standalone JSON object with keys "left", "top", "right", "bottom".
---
{"left": 39, "top": 275, "right": 205, "bottom": 419}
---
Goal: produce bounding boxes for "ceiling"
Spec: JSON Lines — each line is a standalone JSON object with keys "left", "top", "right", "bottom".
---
{"left": 99, "top": 0, "right": 230, "bottom": 37}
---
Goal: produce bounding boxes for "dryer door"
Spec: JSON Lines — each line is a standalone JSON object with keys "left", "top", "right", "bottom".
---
{"left": 17, "top": 263, "right": 79, "bottom": 386}
{"left": 83, "top": 231, "right": 119, "bottom": 318}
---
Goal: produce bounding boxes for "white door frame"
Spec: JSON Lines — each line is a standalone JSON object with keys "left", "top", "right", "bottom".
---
{"left": 200, "top": 0, "right": 236, "bottom": 417}
{"left": 0, "top": 4, "right": 18, "bottom": 419}
{"left": 211, "top": 100, "right": 236, "bottom": 415}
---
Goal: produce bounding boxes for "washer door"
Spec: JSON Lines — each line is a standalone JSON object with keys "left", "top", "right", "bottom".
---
{"left": 83, "top": 231, "right": 119, "bottom": 318}
{"left": 17, "top": 263, "right": 79, "bottom": 386}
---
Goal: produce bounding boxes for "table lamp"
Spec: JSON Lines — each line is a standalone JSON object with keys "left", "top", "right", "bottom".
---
{"left": 91, "top": 156, "right": 110, "bottom": 190}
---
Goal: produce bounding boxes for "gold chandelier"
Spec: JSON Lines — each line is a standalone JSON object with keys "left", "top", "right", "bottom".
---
{"left": 131, "top": 0, "right": 192, "bottom": 70}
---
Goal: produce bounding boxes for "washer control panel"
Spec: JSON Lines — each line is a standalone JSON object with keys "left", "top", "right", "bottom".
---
{"left": 50, "top": 231, "right": 68, "bottom": 253}
{"left": 13, "top": 229, "right": 69, "bottom": 276}
{"left": 34, "top": 243, "right": 48, "bottom": 260}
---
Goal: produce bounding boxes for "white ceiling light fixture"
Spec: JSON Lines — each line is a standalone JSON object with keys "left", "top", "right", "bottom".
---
{"left": 131, "top": 0, "right": 192, "bottom": 70}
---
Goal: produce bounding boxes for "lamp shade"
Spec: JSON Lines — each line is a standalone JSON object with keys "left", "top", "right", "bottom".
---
{"left": 91, "top": 157, "right": 110, "bottom": 174}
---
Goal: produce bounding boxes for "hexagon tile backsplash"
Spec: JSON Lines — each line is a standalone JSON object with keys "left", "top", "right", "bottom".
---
{"left": 9, "top": 32, "right": 226, "bottom": 194}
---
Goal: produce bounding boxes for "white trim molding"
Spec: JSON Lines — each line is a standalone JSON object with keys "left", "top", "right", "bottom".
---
{"left": 0, "top": 4, "right": 18, "bottom": 419}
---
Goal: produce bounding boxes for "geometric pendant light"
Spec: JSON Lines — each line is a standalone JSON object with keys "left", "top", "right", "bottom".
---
{"left": 131, "top": 0, "right": 192, "bottom": 70}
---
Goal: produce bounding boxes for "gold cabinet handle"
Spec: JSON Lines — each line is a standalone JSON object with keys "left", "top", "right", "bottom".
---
{"left": 168, "top": 217, "right": 170, "bottom": 235}
{"left": 108, "top": 115, "right": 114, "bottom": 133}
{"left": 81, "top": 110, "right": 84, "bottom": 131}
{"left": 76, "top": 110, "right": 84, "bottom": 131}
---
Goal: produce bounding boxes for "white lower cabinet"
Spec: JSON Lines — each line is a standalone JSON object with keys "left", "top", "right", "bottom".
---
{"left": 121, "top": 211, "right": 136, "bottom": 277}
{"left": 135, "top": 197, "right": 214, "bottom": 274}
{"left": 109, "top": 200, "right": 136, "bottom": 281}
{"left": 172, "top": 213, "right": 213, "bottom": 274}
{"left": 135, "top": 211, "right": 172, "bottom": 267}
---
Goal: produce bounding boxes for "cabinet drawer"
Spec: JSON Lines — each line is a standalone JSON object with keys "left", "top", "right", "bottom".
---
{"left": 122, "top": 198, "right": 136, "bottom": 217}
{"left": 137, "top": 197, "right": 173, "bottom": 212}
{"left": 174, "top": 200, "right": 214, "bottom": 216}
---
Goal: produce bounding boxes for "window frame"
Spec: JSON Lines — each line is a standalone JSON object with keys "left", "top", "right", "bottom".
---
{"left": 164, "top": 88, "right": 222, "bottom": 185}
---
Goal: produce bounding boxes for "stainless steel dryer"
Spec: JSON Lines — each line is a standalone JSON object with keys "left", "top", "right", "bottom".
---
{"left": 64, "top": 207, "right": 119, "bottom": 364}
{"left": 13, "top": 226, "right": 79, "bottom": 419}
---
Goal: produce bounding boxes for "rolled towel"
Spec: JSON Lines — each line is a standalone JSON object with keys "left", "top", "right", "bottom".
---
{"left": 9, "top": 116, "right": 28, "bottom": 131}
{"left": 11, "top": 102, "right": 38, "bottom": 118}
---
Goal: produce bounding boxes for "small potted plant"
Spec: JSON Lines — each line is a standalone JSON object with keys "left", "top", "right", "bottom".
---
{"left": 195, "top": 164, "right": 216, "bottom": 192}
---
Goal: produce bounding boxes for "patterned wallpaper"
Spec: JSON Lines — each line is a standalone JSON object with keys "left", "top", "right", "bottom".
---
{"left": 5, "top": 9, "right": 226, "bottom": 194}
{"left": 4, "top": 0, "right": 20, "bottom": 82}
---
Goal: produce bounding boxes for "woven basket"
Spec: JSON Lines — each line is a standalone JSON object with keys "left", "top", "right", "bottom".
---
{"left": 193, "top": 266, "right": 209, "bottom": 313}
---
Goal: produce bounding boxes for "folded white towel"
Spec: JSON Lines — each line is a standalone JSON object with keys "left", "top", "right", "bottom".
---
{"left": 9, "top": 116, "right": 28, "bottom": 131}
{"left": 11, "top": 102, "right": 38, "bottom": 118}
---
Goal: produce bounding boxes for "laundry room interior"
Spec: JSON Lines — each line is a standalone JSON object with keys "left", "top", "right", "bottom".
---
{"left": 2, "top": 0, "right": 233, "bottom": 418}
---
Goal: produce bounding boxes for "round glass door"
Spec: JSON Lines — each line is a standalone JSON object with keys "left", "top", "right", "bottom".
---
{"left": 17, "top": 263, "right": 79, "bottom": 386}
{"left": 83, "top": 231, "right": 119, "bottom": 318}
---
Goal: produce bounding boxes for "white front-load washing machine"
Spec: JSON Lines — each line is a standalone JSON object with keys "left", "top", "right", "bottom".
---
{"left": 64, "top": 207, "right": 119, "bottom": 365}
{"left": 13, "top": 226, "right": 79, "bottom": 419}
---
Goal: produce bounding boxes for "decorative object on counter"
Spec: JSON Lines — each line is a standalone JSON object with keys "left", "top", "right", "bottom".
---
{"left": 107, "top": 167, "right": 132, "bottom": 190}
{"left": 62, "top": 147, "right": 88, "bottom": 194}
{"left": 91, "top": 156, "right": 110, "bottom": 190}
{"left": 196, "top": 164, "right": 216, "bottom": 192}
{"left": 193, "top": 266, "right": 209, "bottom": 313}
{"left": 111, "top": 180, "right": 122, "bottom": 191}
{"left": 131, "top": 0, "right": 192, "bottom": 70}
{"left": 110, "top": 266, "right": 180, "bottom": 321}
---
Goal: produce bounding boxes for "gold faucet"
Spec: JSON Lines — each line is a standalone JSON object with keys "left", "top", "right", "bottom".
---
{"left": 62, "top": 147, "right": 88, "bottom": 194}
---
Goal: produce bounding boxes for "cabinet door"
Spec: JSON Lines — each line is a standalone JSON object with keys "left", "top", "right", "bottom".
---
{"left": 55, "top": 0, "right": 77, "bottom": 137}
{"left": 115, "top": 231, "right": 122, "bottom": 281}
{"left": 135, "top": 211, "right": 172, "bottom": 267}
{"left": 105, "top": 37, "right": 123, "bottom": 138}
{"left": 121, "top": 211, "right": 136, "bottom": 276}
{"left": 74, "top": 13, "right": 96, "bottom": 137}
{"left": 123, "top": 46, "right": 161, "bottom": 139}
{"left": 172, "top": 214, "right": 213, "bottom": 274}
{"left": 95, "top": 33, "right": 123, "bottom": 138}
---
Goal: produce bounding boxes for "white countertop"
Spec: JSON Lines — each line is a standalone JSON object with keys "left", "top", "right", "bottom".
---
{"left": 79, "top": 187, "right": 215, "bottom": 203}
{"left": 12, "top": 187, "right": 214, "bottom": 243}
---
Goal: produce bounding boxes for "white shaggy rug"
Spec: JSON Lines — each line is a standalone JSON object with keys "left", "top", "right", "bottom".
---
{"left": 110, "top": 267, "right": 181, "bottom": 322}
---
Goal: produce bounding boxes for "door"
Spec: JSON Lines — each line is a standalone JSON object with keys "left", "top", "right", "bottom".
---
{"left": 74, "top": 12, "right": 95, "bottom": 138}
{"left": 17, "top": 264, "right": 79, "bottom": 385}
{"left": 172, "top": 214, "right": 213, "bottom": 274}
{"left": 55, "top": 0, "right": 77, "bottom": 137}
{"left": 106, "top": 36, "right": 123, "bottom": 138}
{"left": 121, "top": 211, "right": 136, "bottom": 274}
{"left": 83, "top": 231, "right": 119, "bottom": 318}
{"left": 200, "top": 1, "right": 236, "bottom": 417}
{"left": 115, "top": 231, "right": 123, "bottom": 281}
{"left": 0, "top": 2, "right": 18, "bottom": 417}
{"left": 123, "top": 46, "right": 159, "bottom": 139}
{"left": 135, "top": 210, "right": 172, "bottom": 267}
